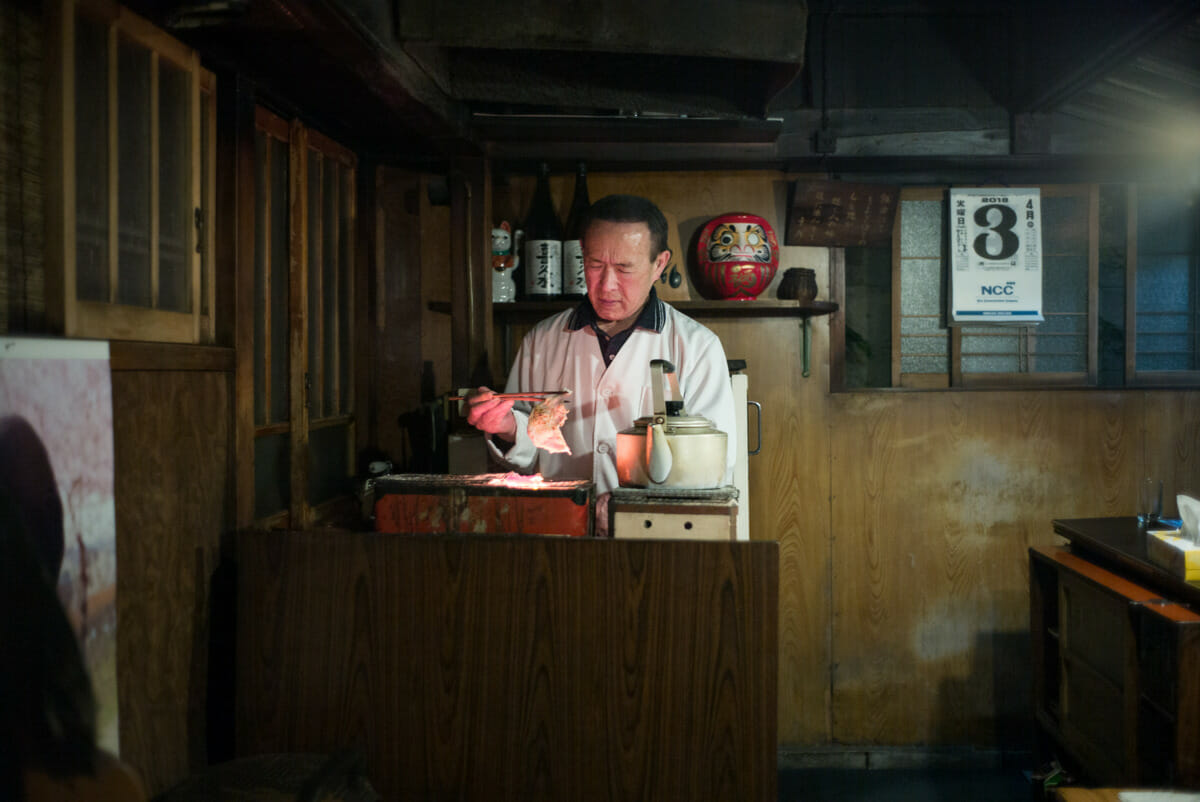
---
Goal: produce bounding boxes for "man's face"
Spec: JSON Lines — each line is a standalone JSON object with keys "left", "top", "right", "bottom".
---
{"left": 582, "top": 220, "right": 669, "bottom": 330}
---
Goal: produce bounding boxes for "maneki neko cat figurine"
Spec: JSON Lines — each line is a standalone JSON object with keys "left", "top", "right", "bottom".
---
{"left": 491, "top": 221, "right": 519, "bottom": 303}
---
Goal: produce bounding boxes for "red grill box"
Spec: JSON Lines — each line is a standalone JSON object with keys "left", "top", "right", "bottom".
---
{"left": 373, "top": 473, "right": 595, "bottom": 537}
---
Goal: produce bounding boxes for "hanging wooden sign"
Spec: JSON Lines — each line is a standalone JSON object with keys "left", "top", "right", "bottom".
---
{"left": 786, "top": 180, "right": 897, "bottom": 246}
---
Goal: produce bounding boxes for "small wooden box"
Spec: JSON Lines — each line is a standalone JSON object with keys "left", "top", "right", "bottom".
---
{"left": 609, "top": 489, "right": 738, "bottom": 541}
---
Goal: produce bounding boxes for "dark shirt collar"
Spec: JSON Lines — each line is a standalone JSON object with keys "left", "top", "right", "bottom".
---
{"left": 567, "top": 285, "right": 665, "bottom": 333}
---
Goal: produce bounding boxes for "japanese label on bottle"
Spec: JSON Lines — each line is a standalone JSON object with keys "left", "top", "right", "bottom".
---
{"left": 525, "top": 239, "right": 562, "bottom": 296}
{"left": 562, "top": 239, "right": 586, "bottom": 295}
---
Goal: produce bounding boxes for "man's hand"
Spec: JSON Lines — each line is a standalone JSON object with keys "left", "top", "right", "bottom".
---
{"left": 463, "top": 387, "right": 518, "bottom": 442}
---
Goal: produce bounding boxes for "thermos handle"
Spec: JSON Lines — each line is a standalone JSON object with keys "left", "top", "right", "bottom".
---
{"left": 748, "top": 400, "right": 762, "bottom": 456}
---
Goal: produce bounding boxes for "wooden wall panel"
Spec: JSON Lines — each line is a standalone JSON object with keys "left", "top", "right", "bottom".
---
{"left": 438, "top": 167, "right": 1200, "bottom": 755}
{"left": 237, "top": 532, "right": 779, "bottom": 802}
{"left": 373, "top": 167, "right": 424, "bottom": 463}
{"left": 1143, "top": 392, "right": 1200, "bottom": 519}
{"left": 112, "top": 369, "right": 230, "bottom": 795}
{"left": 828, "top": 391, "right": 1142, "bottom": 746}
{"left": 420, "top": 176, "right": 453, "bottom": 395}
{"left": 482, "top": 170, "right": 834, "bottom": 744}
{"left": 704, "top": 313, "right": 832, "bottom": 746}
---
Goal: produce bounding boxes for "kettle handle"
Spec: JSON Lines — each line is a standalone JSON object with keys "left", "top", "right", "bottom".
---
{"left": 649, "top": 359, "right": 676, "bottom": 418}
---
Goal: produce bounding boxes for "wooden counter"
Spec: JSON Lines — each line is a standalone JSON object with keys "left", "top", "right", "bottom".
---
{"left": 236, "top": 530, "right": 779, "bottom": 802}
{"left": 1031, "top": 527, "right": 1200, "bottom": 790}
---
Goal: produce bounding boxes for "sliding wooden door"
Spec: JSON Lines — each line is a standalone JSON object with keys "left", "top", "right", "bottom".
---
{"left": 251, "top": 107, "right": 356, "bottom": 527}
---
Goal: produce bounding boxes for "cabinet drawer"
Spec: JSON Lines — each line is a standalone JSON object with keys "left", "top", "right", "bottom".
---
{"left": 1060, "top": 572, "right": 1130, "bottom": 687}
{"left": 1062, "top": 656, "right": 1126, "bottom": 780}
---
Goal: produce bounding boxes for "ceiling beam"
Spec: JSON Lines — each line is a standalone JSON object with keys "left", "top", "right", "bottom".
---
{"left": 1016, "top": 0, "right": 1200, "bottom": 113}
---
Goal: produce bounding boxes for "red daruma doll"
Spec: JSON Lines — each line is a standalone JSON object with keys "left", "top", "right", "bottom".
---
{"left": 696, "top": 212, "right": 779, "bottom": 300}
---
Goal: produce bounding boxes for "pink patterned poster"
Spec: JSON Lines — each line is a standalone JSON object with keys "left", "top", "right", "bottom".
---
{"left": 0, "top": 337, "right": 119, "bottom": 754}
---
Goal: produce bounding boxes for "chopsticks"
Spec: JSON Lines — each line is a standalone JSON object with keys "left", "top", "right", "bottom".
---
{"left": 448, "top": 391, "right": 569, "bottom": 402}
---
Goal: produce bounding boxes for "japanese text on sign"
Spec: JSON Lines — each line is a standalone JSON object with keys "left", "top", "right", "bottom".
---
{"left": 786, "top": 181, "right": 897, "bottom": 246}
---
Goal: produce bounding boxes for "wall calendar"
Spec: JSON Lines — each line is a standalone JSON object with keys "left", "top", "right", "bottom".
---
{"left": 949, "top": 188, "right": 1044, "bottom": 325}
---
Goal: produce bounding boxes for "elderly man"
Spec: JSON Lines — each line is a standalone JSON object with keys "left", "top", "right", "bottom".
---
{"left": 465, "top": 194, "right": 737, "bottom": 534}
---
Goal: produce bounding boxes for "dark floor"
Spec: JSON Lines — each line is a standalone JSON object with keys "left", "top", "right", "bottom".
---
{"left": 779, "top": 768, "right": 1037, "bottom": 802}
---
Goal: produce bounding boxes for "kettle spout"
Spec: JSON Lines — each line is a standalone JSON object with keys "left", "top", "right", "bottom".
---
{"left": 646, "top": 421, "right": 673, "bottom": 484}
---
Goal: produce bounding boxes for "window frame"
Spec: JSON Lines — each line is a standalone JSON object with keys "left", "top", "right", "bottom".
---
{"left": 250, "top": 106, "right": 358, "bottom": 530}
{"left": 1126, "top": 183, "right": 1200, "bottom": 388}
{"left": 953, "top": 184, "right": 1098, "bottom": 389}
{"left": 46, "top": 0, "right": 215, "bottom": 343}
{"left": 834, "top": 180, "right": 1199, "bottom": 392}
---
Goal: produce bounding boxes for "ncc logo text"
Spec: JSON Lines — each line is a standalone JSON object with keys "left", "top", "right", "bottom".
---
{"left": 980, "top": 282, "right": 1017, "bottom": 296}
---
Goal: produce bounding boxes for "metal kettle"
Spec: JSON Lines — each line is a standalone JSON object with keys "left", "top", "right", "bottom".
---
{"left": 615, "top": 359, "right": 728, "bottom": 488}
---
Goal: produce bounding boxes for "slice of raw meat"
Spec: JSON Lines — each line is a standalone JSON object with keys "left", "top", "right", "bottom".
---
{"left": 527, "top": 391, "right": 571, "bottom": 454}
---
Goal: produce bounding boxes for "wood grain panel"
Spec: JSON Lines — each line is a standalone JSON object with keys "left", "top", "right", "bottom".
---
{"left": 373, "top": 167, "right": 424, "bottom": 462}
{"left": 1143, "top": 391, "right": 1200, "bottom": 520}
{"left": 614, "top": 171, "right": 834, "bottom": 747}
{"left": 704, "top": 312, "right": 833, "bottom": 745}
{"left": 463, "top": 169, "right": 1200, "bottom": 756}
{"left": 112, "top": 369, "right": 230, "bottom": 795}
{"left": 237, "top": 532, "right": 778, "bottom": 802}
{"left": 480, "top": 171, "right": 835, "bottom": 744}
{"left": 420, "top": 176, "right": 454, "bottom": 395}
{"left": 829, "top": 391, "right": 1140, "bottom": 746}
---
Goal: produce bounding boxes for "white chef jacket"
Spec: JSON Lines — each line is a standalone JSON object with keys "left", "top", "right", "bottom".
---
{"left": 486, "top": 296, "right": 738, "bottom": 496}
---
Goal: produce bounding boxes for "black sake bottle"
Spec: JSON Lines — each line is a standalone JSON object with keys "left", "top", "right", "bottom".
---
{"left": 561, "top": 161, "right": 590, "bottom": 298}
{"left": 522, "top": 162, "right": 563, "bottom": 299}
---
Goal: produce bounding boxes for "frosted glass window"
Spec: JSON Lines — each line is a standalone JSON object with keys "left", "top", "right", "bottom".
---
{"left": 304, "top": 150, "right": 354, "bottom": 421}
{"left": 898, "top": 198, "right": 948, "bottom": 377}
{"left": 158, "top": 61, "right": 190, "bottom": 312}
{"left": 1097, "top": 185, "right": 1127, "bottom": 386}
{"left": 269, "top": 137, "right": 290, "bottom": 424}
{"left": 901, "top": 355, "right": 949, "bottom": 374}
{"left": 900, "top": 200, "right": 943, "bottom": 257}
{"left": 1137, "top": 186, "right": 1197, "bottom": 373}
{"left": 116, "top": 37, "right": 151, "bottom": 307}
{"left": 900, "top": 315, "right": 945, "bottom": 334}
{"left": 200, "top": 89, "right": 212, "bottom": 316}
{"left": 844, "top": 182, "right": 1197, "bottom": 390}
{"left": 962, "top": 193, "right": 1089, "bottom": 376}
{"left": 322, "top": 156, "right": 338, "bottom": 418}
{"left": 251, "top": 109, "right": 358, "bottom": 526}
{"left": 74, "top": 13, "right": 108, "bottom": 302}
{"left": 307, "top": 152, "right": 322, "bottom": 418}
{"left": 338, "top": 163, "right": 354, "bottom": 414}
{"left": 253, "top": 130, "right": 268, "bottom": 426}
{"left": 251, "top": 127, "right": 290, "bottom": 426}
{"left": 252, "top": 134, "right": 266, "bottom": 425}
{"left": 59, "top": 6, "right": 213, "bottom": 343}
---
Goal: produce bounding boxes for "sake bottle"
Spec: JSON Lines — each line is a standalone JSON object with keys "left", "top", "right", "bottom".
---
{"left": 523, "top": 162, "right": 562, "bottom": 298}
{"left": 561, "top": 161, "right": 590, "bottom": 298}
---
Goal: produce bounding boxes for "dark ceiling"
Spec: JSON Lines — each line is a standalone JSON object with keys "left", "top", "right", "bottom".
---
{"left": 145, "top": 0, "right": 1200, "bottom": 174}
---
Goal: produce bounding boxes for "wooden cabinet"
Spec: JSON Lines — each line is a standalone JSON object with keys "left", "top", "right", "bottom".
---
{"left": 1031, "top": 543, "right": 1200, "bottom": 787}
{"left": 237, "top": 530, "right": 779, "bottom": 802}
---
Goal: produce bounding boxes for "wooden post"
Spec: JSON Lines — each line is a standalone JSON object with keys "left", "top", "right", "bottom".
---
{"left": 224, "top": 73, "right": 258, "bottom": 529}
{"left": 449, "top": 156, "right": 493, "bottom": 389}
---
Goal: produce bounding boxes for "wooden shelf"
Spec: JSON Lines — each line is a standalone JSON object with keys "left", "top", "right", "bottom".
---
{"left": 429, "top": 299, "right": 838, "bottom": 320}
